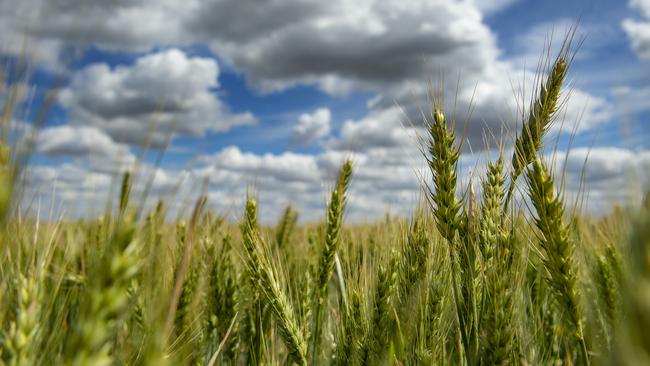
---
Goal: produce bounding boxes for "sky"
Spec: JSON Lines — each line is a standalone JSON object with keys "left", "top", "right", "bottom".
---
{"left": 1, "top": 0, "right": 649, "bottom": 222}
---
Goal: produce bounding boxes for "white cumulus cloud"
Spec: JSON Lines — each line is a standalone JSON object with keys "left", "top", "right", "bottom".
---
{"left": 59, "top": 48, "right": 256, "bottom": 147}
{"left": 623, "top": 0, "right": 650, "bottom": 60}
{"left": 292, "top": 108, "right": 331, "bottom": 145}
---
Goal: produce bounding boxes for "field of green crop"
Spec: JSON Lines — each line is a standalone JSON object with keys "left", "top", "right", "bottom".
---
{"left": 0, "top": 39, "right": 649, "bottom": 366}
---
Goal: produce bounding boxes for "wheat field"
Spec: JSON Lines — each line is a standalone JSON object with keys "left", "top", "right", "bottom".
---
{"left": 0, "top": 41, "right": 649, "bottom": 366}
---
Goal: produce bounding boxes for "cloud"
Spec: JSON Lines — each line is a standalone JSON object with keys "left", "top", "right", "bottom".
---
{"left": 631, "top": 0, "right": 650, "bottom": 17}
{"left": 190, "top": 0, "right": 614, "bottom": 154}
{"left": 622, "top": 21, "right": 650, "bottom": 61}
{"left": 551, "top": 89, "right": 614, "bottom": 134}
{"left": 0, "top": 0, "right": 186, "bottom": 61}
{"left": 36, "top": 125, "right": 131, "bottom": 158}
{"left": 202, "top": 146, "right": 321, "bottom": 183}
{"left": 556, "top": 147, "right": 650, "bottom": 212}
{"left": 23, "top": 160, "right": 188, "bottom": 218}
{"left": 26, "top": 143, "right": 649, "bottom": 222}
{"left": 292, "top": 108, "right": 331, "bottom": 145}
{"left": 59, "top": 48, "right": 255, "bottom": 147}
{"left": 202, "top": 0, "right": 497, "bottom": 95}
{"left": 623, "top": 0, "right": 650, "bottom": 60}
{"left": 470, "top": 0, "right": 519, "bottom": 15}
{"left": 508, "top": 18, "right": 621, "bottom": 65}
{"left": 613, "top": 85, "right": 650, "bottom": 116}
{"left": 24, "top": 163, "right": 116, "bottom": 218}
{"left": 2, "top": 0, "right": 635, "bottom": 221}
{"left": 190, "top": 144, "right": 425, "bottom": 221}
{"left": 186, "top": 0, "right": 327, "bottom": 44}
{"left": 4, "top": 0, "right": 519, "bottom": 61}
{"left": 327, "top": 106, "right": 419, "bottom": 151}
{"left": 3, "top": 0, "right": 614, "bottom": 152}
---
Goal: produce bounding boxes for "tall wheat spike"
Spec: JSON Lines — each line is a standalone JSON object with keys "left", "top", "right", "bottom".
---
{"left": 311, "top": 160, "right": 353, "bottom": 363}
{"left": 424, "top": 105, "right": 478, "bottom": 364}
{"left": 241, "top": 198, "right": 308, "bottom": 366}
{"left": 525, "top": 159, "right": 589, "bottom": 365}
{"left": 478, "top": 158, "right": 516, "bottom": 365}
{"left": 479, "top": 158, "right": 505, "bottom": 260}
{"left": 425, "top": 108, "right": 461, "bottom": 244}
{"left": 504, "top": 41, "right": 571, "bottom": 209}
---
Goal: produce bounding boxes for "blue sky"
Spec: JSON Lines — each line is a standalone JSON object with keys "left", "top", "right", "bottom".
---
{"left": 2, "top": 0, "right": 649, "bottom": 221}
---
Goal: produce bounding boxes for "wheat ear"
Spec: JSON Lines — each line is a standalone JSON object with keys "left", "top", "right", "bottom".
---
{"left": 4, "top": 273, "right": 41, "bottom": 366}
{"left": 63, "top": 213, "right": 142, "bottom": 366}
{"left": 426, "top": 108, "right": 461, "bottom": 243}
{"left": 504, "top": 53, "right": 568, "bottom": 209}
{"left": 424, "top": 106, "right": 478, "bottom": 364}
{"left": 276, "top": 205, "right": 298, "bottom": 250}
{"left": 525, "top": 159, "right": 589, "bottom": 365}
{"left": 478, "top": 159, "right": 518, "bottom": 365}
{"left": 360, "top": 250, "right": 399, "bottom": 365}
{"left": 311, "top": 160, "right": 353, "bottom": 363}
{"left": 241, "top": 198, "right": 308, "bottom": 366}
